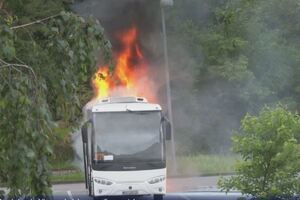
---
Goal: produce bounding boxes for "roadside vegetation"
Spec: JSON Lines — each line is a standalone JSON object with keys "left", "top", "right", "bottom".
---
{"left": 219, "top": 106, "right": 300, "bottom": 199}
{"left": 51, "top": 171, "right": 84, "bottom": 184}
{"left": 0, "top": 0, "right": 111, "bottom": 197}
{"left": 1, "top": 0, "right": 300, "bottom": 198}
{"left": 167, "top": 0, "right": 300, "bottom": 155}
{"left": 176, "top": 154, "right": 237, "bottom": 176}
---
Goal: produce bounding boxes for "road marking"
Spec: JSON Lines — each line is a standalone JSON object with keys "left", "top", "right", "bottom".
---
{"left": 67, "top": 190, "right": 74, "bottom": 200}
{"left": 178, "top": 194, "right": 191, "bottom": 200}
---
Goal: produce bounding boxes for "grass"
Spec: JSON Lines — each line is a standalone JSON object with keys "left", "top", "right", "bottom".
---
{"left": 51, "top": 171, "right": 85, "bottom": 184}
{"left": 50, "top": 161, "right": 85, "bottom": 184}
{"left": 176, "top": 154, "right": 239, "bottom": 176}
{"left": 51, "top": 162, "right": 78, "bottom": 170}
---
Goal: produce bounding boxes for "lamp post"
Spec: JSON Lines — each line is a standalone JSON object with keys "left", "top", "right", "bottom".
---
{"left": 160, "top": 0, "right": 177, "bottom": 175}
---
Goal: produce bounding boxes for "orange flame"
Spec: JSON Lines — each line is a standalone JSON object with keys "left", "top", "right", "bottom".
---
{"left": 92, "top": 26, "right": 156, "bottom": 102}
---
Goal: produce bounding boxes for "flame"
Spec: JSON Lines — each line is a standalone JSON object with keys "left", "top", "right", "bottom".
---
{"left": 92, "top": 26, "right": 156, "bottom": 102}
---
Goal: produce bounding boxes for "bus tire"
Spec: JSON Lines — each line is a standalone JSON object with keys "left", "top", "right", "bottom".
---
{"left": 153, "top": 194, "right": 164, "bottom": 200}
{"left": 93, "top": 197, "right": 107, "bottom": 200}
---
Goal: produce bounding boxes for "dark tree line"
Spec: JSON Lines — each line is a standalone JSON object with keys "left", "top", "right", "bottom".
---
{"left": 166, "top": 0, "right": 300, "bottom": 154}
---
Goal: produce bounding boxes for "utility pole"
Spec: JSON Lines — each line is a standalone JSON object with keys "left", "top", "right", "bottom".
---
{"left": 160, "top": 0, "right": 177, "bottom": 175}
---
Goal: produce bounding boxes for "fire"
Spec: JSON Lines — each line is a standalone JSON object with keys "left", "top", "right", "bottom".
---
{"left": 92, "top": 26, "right": 156, "bottom": 102}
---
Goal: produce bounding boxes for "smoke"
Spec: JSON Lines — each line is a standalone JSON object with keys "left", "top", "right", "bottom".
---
{"left": 71, "top": 0, "right": 166, "bottom": 172}
{"left": 167, "top": 38, "right": 243, "bottom": 155}
{"left": 71, "top": 0, "right": 300, "bottom": 174}
{"left": 72, "top": 98, "right": 106, "bottom": 171}
{"left": 72, "top": 0, "right": 162, "bottom": 57}
{"left": 72, "top": 129, "right": 84, "bottom": 171}
{"left": 72, "top": 0, "right": 226, "bottom": 169}
{"left": 71, "top": 0, "right": 239, "bottom": 175}
{"left": 165, "top": 0, "right": 300, "bottom": 157}
{"left": 73, "top": 0, "right": 166, "bottom": 103}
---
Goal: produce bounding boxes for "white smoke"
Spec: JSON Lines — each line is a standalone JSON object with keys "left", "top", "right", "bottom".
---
{"left": 71, "top": 99, "right": 99, "bottom": 171}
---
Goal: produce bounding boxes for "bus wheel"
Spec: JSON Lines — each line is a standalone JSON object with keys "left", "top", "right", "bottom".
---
{"left": 153, "top": 194, "right": 163, "bottom": 200}
{"left": 93, "top": 197, "right": 108, "bottom": 200}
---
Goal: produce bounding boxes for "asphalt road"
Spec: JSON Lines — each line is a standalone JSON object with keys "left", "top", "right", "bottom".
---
{"left": 3, "top": 176, "right": 245, "bottom": 199}
{"left": 52, "top": 176, "right": 223, "bottom": 195}
{"left": 51, "top": 176, "right": 247, "bottom": 200}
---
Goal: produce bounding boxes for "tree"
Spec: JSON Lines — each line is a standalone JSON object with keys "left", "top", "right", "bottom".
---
{"left": 218, "top": 106, "right": 300, "bottom": 199}
{"left": 0, "top": 0, "right": 111, "bottom": 197}
{"left": 165, "top": 0, "right": 300, "bottom": 155}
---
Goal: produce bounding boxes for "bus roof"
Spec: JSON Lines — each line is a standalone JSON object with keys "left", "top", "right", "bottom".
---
{"left": 83, "top": 97, "right": 161, "bottom": 118}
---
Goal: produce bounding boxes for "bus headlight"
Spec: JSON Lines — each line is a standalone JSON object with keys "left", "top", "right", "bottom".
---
{"left": 94, "top": 178, "right": 113, "bottom": 185}
{"left": 147, "top": 176, "right": 165, "bottom": 184}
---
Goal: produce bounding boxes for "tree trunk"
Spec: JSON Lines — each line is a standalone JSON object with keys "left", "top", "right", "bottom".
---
{"left": 0, "top": 0, "right": 4, "bottom": 9}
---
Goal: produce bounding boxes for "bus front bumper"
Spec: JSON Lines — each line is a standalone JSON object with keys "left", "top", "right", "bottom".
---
{"left": 93, "top": 180, "right": 166, "bottom": 196}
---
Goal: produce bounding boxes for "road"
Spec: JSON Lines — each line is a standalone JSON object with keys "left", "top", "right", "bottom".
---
{"left": 52, "top": 176, "right": 223, "bottom": 195}
{"left": 3, "top": 175, "right": 270, "bottom": 200}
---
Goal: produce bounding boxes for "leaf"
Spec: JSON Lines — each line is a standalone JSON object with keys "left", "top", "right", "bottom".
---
{"left": 45, "top": 145, "right": 53, "bottom": 155}
{"left": 26, "top": 150, "right": 35, "bottom": 159}
{"left": 221, "top": 105, "right": 300, "bottom": 198}
{"left": 2, "top": 45, "right": 16, "bottom": 59}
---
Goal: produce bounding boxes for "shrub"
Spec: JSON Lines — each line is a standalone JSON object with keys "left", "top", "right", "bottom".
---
{"left": 218, "top": 106, "right": 300, "bottom": 199}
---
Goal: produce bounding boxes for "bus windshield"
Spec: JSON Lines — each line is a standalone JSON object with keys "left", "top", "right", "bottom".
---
{"left": 93, "top": 111, "right": 163, "bottom": 163}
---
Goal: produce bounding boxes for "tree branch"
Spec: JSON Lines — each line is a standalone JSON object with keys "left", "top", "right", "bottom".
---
{"left": 11, "top": 14, "right": 60, "bottom": 30}
{"left": 0, "top": 58, "right": 37, "bottom": 81}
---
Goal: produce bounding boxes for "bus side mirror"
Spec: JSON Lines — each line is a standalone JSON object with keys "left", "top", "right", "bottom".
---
{"left": 163, "top": 117, "right": 172, "bottom": 140}
{"left": 81, "top": 123, "right": 88, "bottom": 143}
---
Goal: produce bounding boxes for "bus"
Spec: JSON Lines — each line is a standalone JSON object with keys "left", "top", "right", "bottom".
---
{"left": 81, "top": 96, "right": 171, "bottom": 199}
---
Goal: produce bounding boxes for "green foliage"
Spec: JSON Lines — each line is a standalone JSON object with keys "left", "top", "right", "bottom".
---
{"left": 166, "top": 0, "right": 300, "bottom": 154}
{"left": 218, "top": 106, "right": 300, "bottom": 199}
{"left": 0, "top": 66, "right": 53, "bottom": 197}
{"left": 0, "top": 0, "right": 111, "bottom": 197}
{"left": 209, "top": 55, "right": 253, "bottom": 82}
{"left": 50, "top": 126, "right": 74, "bottom": 164}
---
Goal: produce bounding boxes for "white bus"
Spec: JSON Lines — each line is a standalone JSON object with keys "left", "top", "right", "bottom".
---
{"left": 81, "top": 96, "right": 171, "bottom": 200}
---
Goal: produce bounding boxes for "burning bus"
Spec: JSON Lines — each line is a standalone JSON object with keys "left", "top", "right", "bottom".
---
{"left": 81, "top": 26, "right": 171, "bottom": 199}
{"left": 81, "top": 96, "right": 171, "bottom": 199}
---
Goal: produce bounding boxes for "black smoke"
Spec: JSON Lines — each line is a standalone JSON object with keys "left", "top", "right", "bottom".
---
{"left": 73, "top": 0, "right": 162, "bottom": 59}
{"left": 72, "top": 0, "right": 169, "bottom": 110}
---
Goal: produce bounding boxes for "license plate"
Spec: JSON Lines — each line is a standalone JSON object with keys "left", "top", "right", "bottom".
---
{"left": 122, "top": 190, "right": 138, "bottom": 195}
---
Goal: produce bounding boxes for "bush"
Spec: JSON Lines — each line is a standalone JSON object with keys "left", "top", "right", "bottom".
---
{"left": 218, "top": 106, "right": 300, "bottom": 199}
{"left": 49, "top": 125, "right": 74, "bottom": 165}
